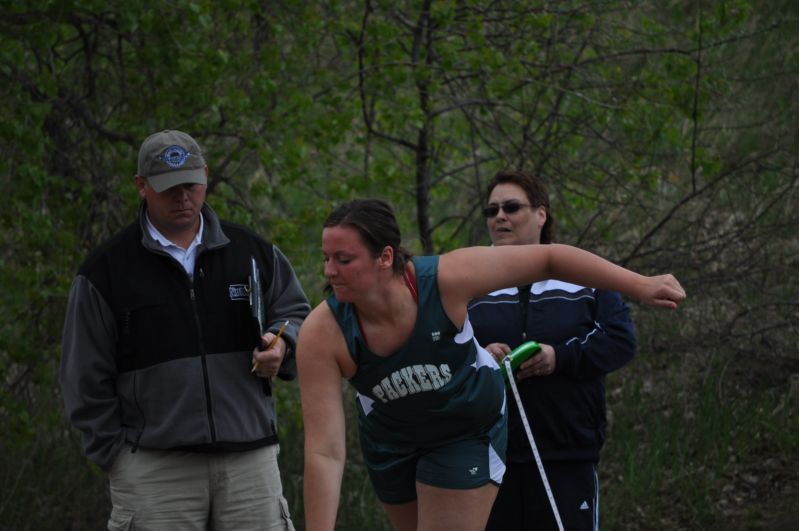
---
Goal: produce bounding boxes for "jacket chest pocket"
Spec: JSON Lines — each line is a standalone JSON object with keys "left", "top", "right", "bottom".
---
{"left": 116, "top": 297, "right": 188, "bottom": 371}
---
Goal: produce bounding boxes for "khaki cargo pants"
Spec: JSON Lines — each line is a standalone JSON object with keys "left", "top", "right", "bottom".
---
{"left": 107, "top": 444, "right": 294, "bottom": 530}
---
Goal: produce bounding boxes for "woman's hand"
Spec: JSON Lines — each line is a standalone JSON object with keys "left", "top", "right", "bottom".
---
{"left": 638, "top": 274, "right": 686, "bottom": 309}
{"left": 516, "top": 344, "right": 556, "bottom": 380}
{"left": 483, "top": 342, "right": 511, "bottom": 364}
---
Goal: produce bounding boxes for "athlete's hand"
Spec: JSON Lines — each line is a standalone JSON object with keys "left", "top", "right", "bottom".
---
{"left": 637, "top": 274, "right": 686, "bottom": 309}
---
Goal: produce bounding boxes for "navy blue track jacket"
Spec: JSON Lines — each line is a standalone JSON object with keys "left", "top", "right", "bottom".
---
{"left": 468, "top": 280, "right": 636, "bottom": 463}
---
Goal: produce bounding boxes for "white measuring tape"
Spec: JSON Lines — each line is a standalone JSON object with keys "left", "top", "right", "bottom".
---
{"left": 503, "top": 356, "right": 564, "bottom": 531}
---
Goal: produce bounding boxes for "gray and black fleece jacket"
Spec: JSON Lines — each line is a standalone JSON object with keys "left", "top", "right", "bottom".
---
{"left": 60, "top": 203, "right": 310, "bottom": 471}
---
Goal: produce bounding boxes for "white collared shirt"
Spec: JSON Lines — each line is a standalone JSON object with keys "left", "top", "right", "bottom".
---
{"left": 144, "top": 213, "right": 204, "bottom": 279}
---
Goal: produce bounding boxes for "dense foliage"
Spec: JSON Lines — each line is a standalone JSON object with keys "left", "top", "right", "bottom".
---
{"left": 1, "top": 1, "right": 797, "bottom": 528}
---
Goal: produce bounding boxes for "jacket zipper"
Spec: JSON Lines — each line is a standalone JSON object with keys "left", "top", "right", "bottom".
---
{"left": 130, "top": 371, "right": 145, "bottom": 453}
{"left": 190, "top": 285, "right": 217, "bottom": 443}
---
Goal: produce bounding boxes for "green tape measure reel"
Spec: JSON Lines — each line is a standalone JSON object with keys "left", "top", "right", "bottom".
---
{"left": 499, "top": 341, "right": 541, "bottom": 387}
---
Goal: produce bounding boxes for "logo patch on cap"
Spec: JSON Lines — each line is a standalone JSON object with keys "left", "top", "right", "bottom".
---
{"left": 158, "top": 145, "right": 193, "bottom": 168}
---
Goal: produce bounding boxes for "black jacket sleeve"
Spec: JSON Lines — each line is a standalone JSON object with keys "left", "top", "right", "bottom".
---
{"left": 553, "top": 289, "right": 637, "bottom": 379}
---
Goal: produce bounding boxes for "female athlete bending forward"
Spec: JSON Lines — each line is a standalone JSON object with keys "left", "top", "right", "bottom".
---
{"left": 297, "top": 198, "right": 685, "bottom": 531}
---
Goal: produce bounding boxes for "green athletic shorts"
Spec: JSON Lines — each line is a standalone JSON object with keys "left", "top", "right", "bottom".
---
{"left": 360, "top": 411, "right": 508, "bottom": 504}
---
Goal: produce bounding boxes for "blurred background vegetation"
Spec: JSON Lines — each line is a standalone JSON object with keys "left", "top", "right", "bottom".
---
{"left": 1, "top": 1, "right": 797, "bottom": 529}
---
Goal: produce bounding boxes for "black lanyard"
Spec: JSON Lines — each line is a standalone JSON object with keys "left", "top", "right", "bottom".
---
{"left": 518, "top": 284, "right": 531, "bottom": 342}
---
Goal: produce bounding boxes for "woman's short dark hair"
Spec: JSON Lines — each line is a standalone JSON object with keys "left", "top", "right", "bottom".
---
{"left": 486, "top": 170, "right": 555, "bottom": 244}
{"left": 324, "top": 198, "right": 413, "bottom": 274}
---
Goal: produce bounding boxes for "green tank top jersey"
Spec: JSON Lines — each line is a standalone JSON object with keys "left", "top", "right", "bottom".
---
{"left": 327, "top": 255, "right": 506, "bottom": 452}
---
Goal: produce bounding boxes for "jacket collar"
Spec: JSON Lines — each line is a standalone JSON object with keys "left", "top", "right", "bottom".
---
{"left": 137, "top": 202, "right": 230, "bottom": 252}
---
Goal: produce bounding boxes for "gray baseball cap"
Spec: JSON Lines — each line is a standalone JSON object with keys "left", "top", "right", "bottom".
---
{"left": 137, "top": 130, "right": 207, "bottom": 192}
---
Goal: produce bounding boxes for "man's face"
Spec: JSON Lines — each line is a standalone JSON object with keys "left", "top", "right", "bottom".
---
{"left": 134, "top": 171, "right": 207, "bottom": 238}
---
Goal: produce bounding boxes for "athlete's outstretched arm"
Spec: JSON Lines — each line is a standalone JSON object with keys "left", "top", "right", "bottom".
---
{"left": 297, "top": 303, "right": 350, "bottom": 531}
{"left": 439, "top": 244, "right": 685, "bottom": 322}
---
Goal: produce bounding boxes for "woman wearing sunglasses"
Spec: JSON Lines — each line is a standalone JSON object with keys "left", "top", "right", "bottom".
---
{"left": 296, "top": 198, "right": 681, "bottom": 531}
{"left": 469, "top": 170, "right": 638, "bottom": 531}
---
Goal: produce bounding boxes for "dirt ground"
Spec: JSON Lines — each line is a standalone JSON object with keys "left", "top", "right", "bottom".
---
{"left": 711, "top": 455, "right": 799, "bottom": 530}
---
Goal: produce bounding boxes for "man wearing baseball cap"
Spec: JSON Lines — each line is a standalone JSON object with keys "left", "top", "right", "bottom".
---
{"left": 60, "top": 129, "right": 310, "bottom": 530}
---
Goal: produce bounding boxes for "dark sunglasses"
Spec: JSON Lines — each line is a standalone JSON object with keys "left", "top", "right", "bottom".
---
{"left": 482, "top": 201, "right": 532, "bottom": 218}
